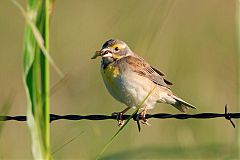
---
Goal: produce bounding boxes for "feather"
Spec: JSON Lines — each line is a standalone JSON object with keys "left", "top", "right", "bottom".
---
{"left": 118, "top": 55, "right": 172, "bottom": 88}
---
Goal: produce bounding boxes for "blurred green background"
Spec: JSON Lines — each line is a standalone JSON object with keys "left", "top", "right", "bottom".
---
{"left": 0, "top": 0, "right": 238, "bottom": 159}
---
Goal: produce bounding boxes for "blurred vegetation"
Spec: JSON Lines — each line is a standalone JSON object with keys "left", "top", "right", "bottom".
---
{"left": 0, "top": 0, "right": 238, "bottom": 159}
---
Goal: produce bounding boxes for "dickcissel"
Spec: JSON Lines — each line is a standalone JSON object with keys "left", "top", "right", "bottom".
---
{"left": 92, "top": 39, "right": 195, "bottom": 126}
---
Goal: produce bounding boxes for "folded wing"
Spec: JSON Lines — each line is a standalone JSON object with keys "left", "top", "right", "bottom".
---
{"left": 119, "top": 55, "right": 173, "bottom": 88}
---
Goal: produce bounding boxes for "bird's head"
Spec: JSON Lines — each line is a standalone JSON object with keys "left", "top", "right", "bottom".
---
{"left": 91, "top": 39, "right": 133, "bottom": 60}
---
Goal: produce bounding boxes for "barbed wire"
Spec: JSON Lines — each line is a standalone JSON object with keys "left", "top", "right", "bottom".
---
{"left": 0, "top": 105, "right": 238, "bottom": 128}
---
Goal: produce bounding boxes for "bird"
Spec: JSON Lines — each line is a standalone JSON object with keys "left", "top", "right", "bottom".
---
{"left": 92, "top": 39, "right": 196, "bottom": 126}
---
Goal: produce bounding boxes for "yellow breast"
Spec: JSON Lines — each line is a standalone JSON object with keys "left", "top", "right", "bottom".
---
{"left": 101, "top": 64, "right": 120, "bottom": 79}
{"left": 101, "top": 64, "right": 121, "bottom": 96}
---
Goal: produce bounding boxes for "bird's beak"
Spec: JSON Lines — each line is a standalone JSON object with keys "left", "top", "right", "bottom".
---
{"left": 91, "top": 48, "right": 113, "bottom": 59}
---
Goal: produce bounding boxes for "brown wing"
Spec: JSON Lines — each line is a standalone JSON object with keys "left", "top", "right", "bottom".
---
{"left": 119, "top": 55, "right": 172, "bottom": 88}
{"left": 151, "top": 67, "right": 173, "bottom": 85}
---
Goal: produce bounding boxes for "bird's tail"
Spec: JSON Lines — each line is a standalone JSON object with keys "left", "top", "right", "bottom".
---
{"left": 170, "top": 95, "right": 196, "bottom": 112}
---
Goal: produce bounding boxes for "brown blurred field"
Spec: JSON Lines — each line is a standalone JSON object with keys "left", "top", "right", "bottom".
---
{"left": 0, "top": 0, "right": 238, "bottom": 159}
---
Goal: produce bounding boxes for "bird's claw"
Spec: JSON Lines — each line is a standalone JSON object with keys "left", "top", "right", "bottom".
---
{"left": 112, "top": 112, "right": 125, "bottom": 126}
{"left": 137, "top": 112, "right": 150, "bottom": 126}
{"left": 140, "top": 119, "right": 150, "bottom": 126}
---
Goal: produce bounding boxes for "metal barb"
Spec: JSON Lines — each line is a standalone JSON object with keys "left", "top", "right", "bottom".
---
{"left": 132, "top": 113, "right": 142, "bottom": 132}
{"left": 224, "top": 104, "right": 236, "bottom": 128}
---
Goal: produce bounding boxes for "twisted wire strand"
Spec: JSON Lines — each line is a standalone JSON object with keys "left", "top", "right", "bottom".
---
{"left": 0, "top": 105, "right": 238, "bottom": 128}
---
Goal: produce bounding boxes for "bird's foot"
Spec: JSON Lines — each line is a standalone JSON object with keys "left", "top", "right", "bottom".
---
{"left": 112, "top": 112, "right": 124, "bottom": 126}
{"left": 137, "top": 111, "right": 150, "bottom": 126}
{"left": 117, "top": 112, "right": 125, "bottom": 126}
{"left": 112, "top": 107, "right": 131, "bottom": 127}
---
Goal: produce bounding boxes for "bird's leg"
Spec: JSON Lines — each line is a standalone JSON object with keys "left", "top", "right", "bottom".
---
{"left": 137, "top": 106, "right": 150, "bottom": 126}
{"left": 116, "top": 107, "right": 131, "bottom": 126}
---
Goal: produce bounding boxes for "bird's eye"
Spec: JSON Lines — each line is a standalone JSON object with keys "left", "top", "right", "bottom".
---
{"left": 114, "top": 47, "right": 119, "bottom": 51}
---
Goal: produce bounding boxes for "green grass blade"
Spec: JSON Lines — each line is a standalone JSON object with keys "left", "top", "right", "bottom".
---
{"left": 52, "top": 131, "right": 84, "bottom": 155}
{"left": 96, "top": 109, "right": 138, "bottom": 160}
{"left": 11, "top": 0, "right": 64, "bottom": 77}
{"left": 96, "top": 85, "right": 157, "bottom": 160}
{"left": 11, "top": 0, "right": 53, "bottom": 159}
